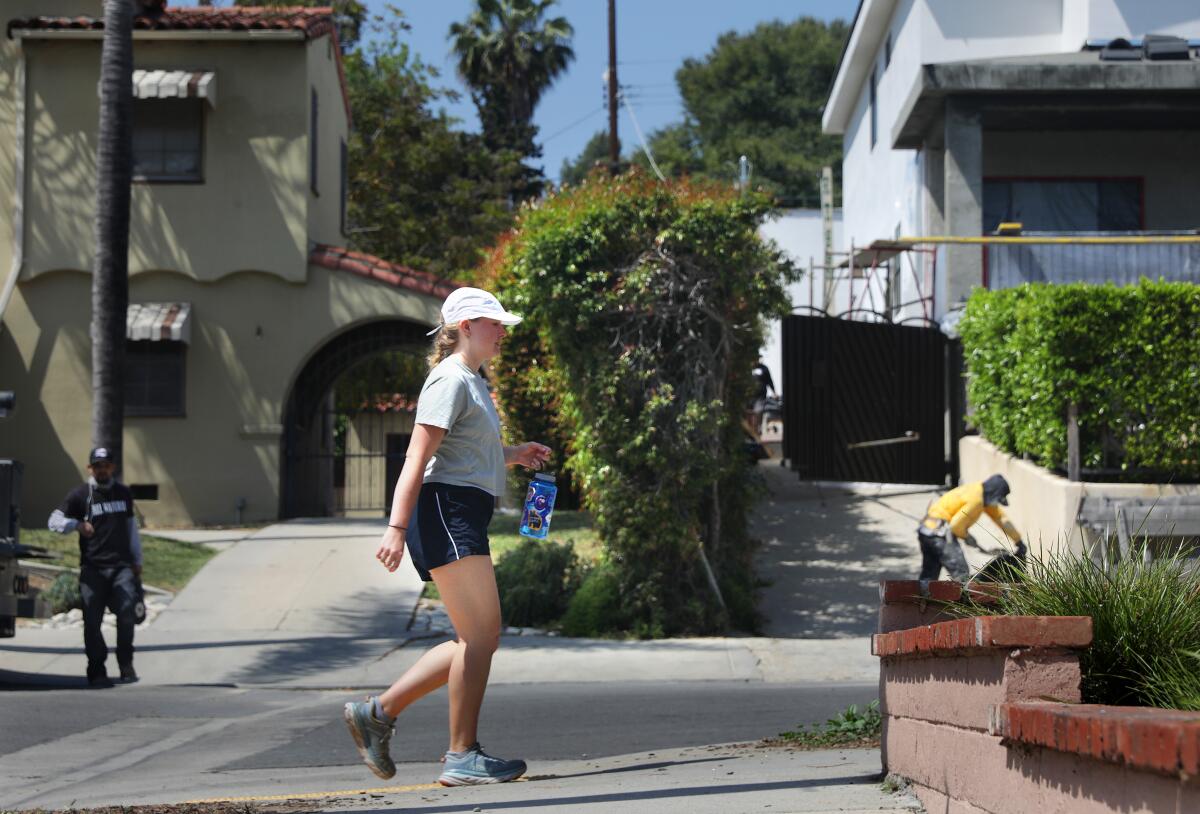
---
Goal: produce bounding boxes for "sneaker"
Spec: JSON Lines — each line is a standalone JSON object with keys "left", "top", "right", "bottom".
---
{"left": 438, "top": 743, "right": 526, "bottom": 786}
{"left": 118, "top": 663, "right": 139, "bottom": 683}
{"left": 343, "top": 699, "right": 396, "bottom": 780}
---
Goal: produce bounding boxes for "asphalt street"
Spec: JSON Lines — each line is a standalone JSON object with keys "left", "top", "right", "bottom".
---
{"left": 0, "top": 680, "right": 880, "bottom": 809}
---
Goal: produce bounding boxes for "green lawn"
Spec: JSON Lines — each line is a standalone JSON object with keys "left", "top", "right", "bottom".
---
{"left": 19, "top": 528, "right": 217, "bottom": 593}
{"left": 423, "top": 509, "right": 601, "bottom": 601}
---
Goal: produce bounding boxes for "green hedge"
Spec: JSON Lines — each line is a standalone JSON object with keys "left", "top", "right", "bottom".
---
{"left": 483, "top": 172, "right": 795, "bottom": 636}
{"left": 959, "top": 281, "right": 1200, "bottom": 480}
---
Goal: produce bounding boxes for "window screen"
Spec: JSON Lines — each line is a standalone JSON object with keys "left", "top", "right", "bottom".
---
{"left": 133, "top": 99, "right": 203, "bottom": 182}
{"left": 983, "top": 179, "right": 1142, "bottom": 232}
{"left": 125, "top": 341, "right": 186, "bottom": 417}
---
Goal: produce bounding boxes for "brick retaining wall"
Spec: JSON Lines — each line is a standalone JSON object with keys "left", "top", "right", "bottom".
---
{"left": 876, "top": 580, "right": 1200, "bottom": 813}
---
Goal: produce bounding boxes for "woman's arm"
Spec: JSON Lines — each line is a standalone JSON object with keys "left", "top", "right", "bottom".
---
{"left": 503, "top": 442, "right": 552, "bottom": 470}
{"left": 376, "top": 423, "right": 447, "bottom": 572}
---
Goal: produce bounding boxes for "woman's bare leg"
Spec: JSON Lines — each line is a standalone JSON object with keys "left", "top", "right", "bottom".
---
{"left": 430, "top": 555, "right": 501, "bottom": 752}
{"left": 377, "top": 638, "right": 457, "bottom": 718}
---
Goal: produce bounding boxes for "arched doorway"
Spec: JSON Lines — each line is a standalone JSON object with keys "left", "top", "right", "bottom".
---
{"left": 281, "top": 320, "right": 431, "bottom": 518}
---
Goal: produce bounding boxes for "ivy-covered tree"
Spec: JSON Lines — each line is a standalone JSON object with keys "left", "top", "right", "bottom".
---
{"left": 486, "top": 173, "right": 797, "bottom": 636}
{"left": 631, "top": 17, "right": 848, "bottom": 205}
{"left": 344, "top": 16, "right": 521, "bottom": 279}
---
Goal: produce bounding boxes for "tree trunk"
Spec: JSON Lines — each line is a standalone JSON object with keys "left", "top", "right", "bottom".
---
{"left": 91, "top": 0, "right": 135, "bottom": 470}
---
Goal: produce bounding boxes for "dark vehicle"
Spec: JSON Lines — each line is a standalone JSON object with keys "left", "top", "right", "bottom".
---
{"left": 0, "top": 393, "right": 56, "bottom": 637}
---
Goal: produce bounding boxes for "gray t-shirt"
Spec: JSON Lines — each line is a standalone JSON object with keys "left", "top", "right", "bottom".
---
{"left": 415, "top": 356, "right": 505, "bottom": 496}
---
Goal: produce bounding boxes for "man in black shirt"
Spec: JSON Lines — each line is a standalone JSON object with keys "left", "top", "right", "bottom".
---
{"left": 48, "top": 447, "right": 143, "bottom": 686}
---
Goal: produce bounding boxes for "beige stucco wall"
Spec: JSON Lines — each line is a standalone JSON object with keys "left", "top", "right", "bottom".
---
{"left": 960, "top": 435, "right": 1200, "bottom": 557}
{"left": 5, "top": 32, "right": 350, "bottom": 284}
{"left": 306, "top": 36, "right": 349, "bottom": 248}
{"left": 0, "top": 265, "right": 440, "bottom": 528}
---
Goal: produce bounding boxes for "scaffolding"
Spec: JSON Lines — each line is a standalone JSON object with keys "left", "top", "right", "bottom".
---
{"left": 800, "top": 240, "right": 938, "bottom": 326}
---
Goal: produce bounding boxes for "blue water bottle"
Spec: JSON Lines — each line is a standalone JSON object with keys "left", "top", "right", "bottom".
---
{"left": 519, "top": 473, "right": 558, "bottom": 539}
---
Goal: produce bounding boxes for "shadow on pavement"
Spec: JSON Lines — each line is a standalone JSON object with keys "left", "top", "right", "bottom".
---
{"left": 526, "top": 756, "right": 727, "bottom": 781}
{"left": 753, "top": 462, "right": 939, "bottom": 638}
{"left": 0, "top": 669, "right": 90, "bottom": 690}
{"left": 349, "top": 774, "right": 879, "bottom": 813}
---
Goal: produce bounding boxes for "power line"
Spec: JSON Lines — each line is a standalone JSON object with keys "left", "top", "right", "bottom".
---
{"left": 619, "top": 91, "right": 666, "bottom": 182}
{"left": 542, "top": 106, "right": 606, "bottom": 142}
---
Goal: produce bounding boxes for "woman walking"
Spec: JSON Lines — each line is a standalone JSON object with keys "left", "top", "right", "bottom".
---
{"left": 343, "top": 287, "right": 550, "bottom": 786}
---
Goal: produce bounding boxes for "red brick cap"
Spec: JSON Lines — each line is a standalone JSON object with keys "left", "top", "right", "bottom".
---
{"left": 309, "top": 244, "right": 459, "bottom": 301}
{"left": 994, "top": 701, "right": 1200, "bottom": 778}
{"left": 872, "top": 615, "right": 1093, "bottom": 658}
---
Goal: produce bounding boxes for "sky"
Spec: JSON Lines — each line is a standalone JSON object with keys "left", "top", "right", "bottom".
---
{"left": 363, "top": 0, "right": 860, "bottom": 182}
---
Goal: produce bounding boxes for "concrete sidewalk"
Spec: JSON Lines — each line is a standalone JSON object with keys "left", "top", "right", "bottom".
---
{"left": 2, "top": 515, "right": 879, "bottom": 688}
{"left": 753, "top": 462, "right": 997, "bottom": 638}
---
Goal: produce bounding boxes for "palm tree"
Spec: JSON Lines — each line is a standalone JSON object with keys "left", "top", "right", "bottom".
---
{"left": 450, "top": 0, "right": 574, "bottom": 196}
{"left": 91, "top": 0, "right": 139, "bottom": 468}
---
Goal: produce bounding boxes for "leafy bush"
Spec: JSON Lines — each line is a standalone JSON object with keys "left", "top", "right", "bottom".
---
{"left": 43, "top": 573, "right": 82, "bottom": 615}
{"left": 559, "top": 563, "right": 627, "bottom": 638}
{"left": 778, "top": 700, "right": 882, "bottom": 746}
{"left": 484, "top": 172, "right": 795, "bottom": 636}
{"left": 953, "top": 542, "right": 1200, "bottom": 709}
{"left": 959, "top": 281, "right": 1200, "bottom": 480}
{"left": 494, "top": 539, "right": 581, "bottom": 628}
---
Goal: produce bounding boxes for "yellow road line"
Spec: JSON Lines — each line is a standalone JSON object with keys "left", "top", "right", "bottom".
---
{"left": 182, "top": 783, "right": 441, "bottom": 804}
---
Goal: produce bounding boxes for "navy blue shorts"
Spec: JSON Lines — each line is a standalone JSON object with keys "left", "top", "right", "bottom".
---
{"left": 405, "top": 482, "right": 494, "bottom": 582}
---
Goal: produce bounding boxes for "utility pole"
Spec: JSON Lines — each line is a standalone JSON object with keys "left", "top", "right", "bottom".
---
{"left": 607, "top": 0, "right": 619, "bottom": 174}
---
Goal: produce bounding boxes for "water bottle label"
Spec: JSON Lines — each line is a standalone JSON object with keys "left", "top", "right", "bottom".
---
{"left": 520, "top": 477, "right": 557, "bottom": 539}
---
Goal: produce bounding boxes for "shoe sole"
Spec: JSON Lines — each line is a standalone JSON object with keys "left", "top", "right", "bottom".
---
{"left": 342, "top": 704, "right": 396, "bottom": 780}
{"left": 438, "top": 768, "right": 526, "bottom": 786}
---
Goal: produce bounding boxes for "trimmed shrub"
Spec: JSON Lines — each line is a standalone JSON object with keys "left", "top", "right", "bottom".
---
{"left": 43, "top": 573, "right": 82, "bottom": 615}
{"left": 494, "top": 540, "right": 581, "bottom": 628}
{"left": 959, "top": 281, "right": 1200, "bottom": 480}
{"left": 560, "top": 564, "right": 626, "bottom": 638}
{"left": 482, "top": 172, "right": 796, "bottom": 636}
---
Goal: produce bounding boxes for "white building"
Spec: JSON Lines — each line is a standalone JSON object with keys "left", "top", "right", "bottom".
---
{"left": 759, "top": 209, "right": 844, "bottom": 392}
{"left": 823, "top": 0, "right": 1200, "bottom": 319}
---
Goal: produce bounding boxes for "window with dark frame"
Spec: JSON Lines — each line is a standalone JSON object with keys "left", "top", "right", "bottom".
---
{"left": 983, "top": 178, "right": 1143, "bottom": 232}
{"left": 133, "top": 98, "right": 203, "bottom": 182}
{"left": 310, "top": 87, "right": 320, "bottom": 195}
{"left": 869, "top": 67, "right": 877, "bottom": 149}
{"left": 124, "top": 341, "right": 186, "bottom": 417}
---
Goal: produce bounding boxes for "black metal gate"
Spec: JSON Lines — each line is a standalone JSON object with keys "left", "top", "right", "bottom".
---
{"left": 781, "top": 315, "right": 961, "bottom": 485}
{"left": 282, "top": 320, "right": 429, "bottom": 518}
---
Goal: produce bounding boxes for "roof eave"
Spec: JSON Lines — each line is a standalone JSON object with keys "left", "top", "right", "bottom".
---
{"left": 823, "top": 0, "right": 898, "bottom": 135}
{"left": 10, "top": 28, "right": 306, "bottom": 41}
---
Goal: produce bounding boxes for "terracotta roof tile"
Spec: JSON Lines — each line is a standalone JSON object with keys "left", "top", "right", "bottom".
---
{"left": 9, "top": 6, "right": 336, "bottom": 40}
{"left": 310, "top": 244, "right": 459, "bottom": 301}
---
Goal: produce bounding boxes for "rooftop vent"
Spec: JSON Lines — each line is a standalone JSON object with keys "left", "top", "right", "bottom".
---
{"left": 1143, "top": 34, "right": 1190, "bottom": 61}
{"left": 1099, "top": 37, "right": 1141, "bottom": 61}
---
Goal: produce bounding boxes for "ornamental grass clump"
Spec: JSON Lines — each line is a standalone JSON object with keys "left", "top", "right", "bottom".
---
{"left": 959, "top": 540, "right": 1200, "bottom": 710}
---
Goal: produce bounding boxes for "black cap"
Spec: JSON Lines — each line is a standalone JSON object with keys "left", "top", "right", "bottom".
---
{"left": 89, "top": 447, "right": 114, "bottom": 465}
{"left": 982, "top": 474, "right": 1010, "bottom": 506}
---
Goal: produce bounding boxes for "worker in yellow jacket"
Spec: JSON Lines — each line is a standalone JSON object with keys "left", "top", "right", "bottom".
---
{"left": 917, "top": 474, "right": 1024, "bottom": 583}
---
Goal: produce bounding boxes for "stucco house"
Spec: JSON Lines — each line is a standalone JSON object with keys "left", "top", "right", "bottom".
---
{"left": 0, "top": 2, "right": 454, "bottom": 527}
{"left": 822, "top": 0, "right": 1200, "bottom": 321}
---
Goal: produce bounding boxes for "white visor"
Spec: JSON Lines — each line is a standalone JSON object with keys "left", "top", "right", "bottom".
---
{"left": 427, "top": 287, "right": 523, "bottom": 335}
